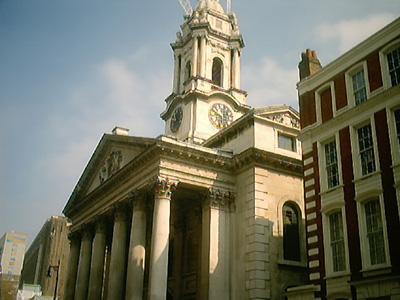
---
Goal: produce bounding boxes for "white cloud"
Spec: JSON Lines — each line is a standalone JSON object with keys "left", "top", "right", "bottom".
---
{"left": 316, "top": 13, "right": 396, "bottom": 54}
{"left": 26, "top": 53, "right": 172, "bottom": 237}
{"left": 242, "top": 57, "right": 299, "bottom": 110}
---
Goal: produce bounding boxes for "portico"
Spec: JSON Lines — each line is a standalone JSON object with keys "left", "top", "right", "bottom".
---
{"left": 63, "top": 135, "right": 238, "bottom": 300}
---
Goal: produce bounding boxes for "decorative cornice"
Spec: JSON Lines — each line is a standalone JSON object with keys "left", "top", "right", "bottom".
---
{"left": 232, "top": 148, "right": 303, "bottom": 176}
{"left": 265, "top": 113, "right": 301, "bottom": 129}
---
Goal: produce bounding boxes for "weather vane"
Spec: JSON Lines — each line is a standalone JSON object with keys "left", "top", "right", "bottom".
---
{"left": 178, "top": 0, "right": 232, "bottom": 15}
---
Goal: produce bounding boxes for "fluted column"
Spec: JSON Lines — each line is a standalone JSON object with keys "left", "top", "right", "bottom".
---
{"left": 192, "top": 37, "right": 199, "bottom": 77}
{"left": 88, "top": 218, "right": 107, "bottom": 300}
{"left": 64, "top": 233, "right": 80, "bottom": 300}
{"left": 148, "top": 177, "right": 177, "bottom": 300}
{"left": 125, "top": 191, "right": 148, "bottom": 300}
{"left": 74, "top": 228, "right": 93, "bottom": 300}
{"left": 107, "top": 204, "right": 129, "bottom": 299}
{"left": 200, "top": 189, "right": 235, "bottom": 300}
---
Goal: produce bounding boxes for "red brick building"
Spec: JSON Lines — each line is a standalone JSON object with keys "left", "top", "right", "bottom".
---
{"left": 288, "top": 17, "right": 400, "bottom": 300}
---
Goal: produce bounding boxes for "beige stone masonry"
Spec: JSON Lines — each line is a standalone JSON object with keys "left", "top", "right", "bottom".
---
{"left": 244, "top": 168, "right": 271, "bottom": 299}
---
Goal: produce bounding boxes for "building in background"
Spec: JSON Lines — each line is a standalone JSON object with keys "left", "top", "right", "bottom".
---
{"left": 0, "top": 232, "right": 27, "bottom": 276}
{"left": 62, "top": 1, "right": 307, "bottom": 299}
{"left": 288, "top": 17, "right": 400, "bottom": 300}
{"left": 0, "top": 231, "right": 27, "bottom": 300}
{"left": 20, "top": 216, "right": 70, "bottom": 300}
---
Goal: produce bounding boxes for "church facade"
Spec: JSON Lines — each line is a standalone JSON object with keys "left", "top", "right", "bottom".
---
{"left": 62, "top": 1, "right": 307, "bottom": 299}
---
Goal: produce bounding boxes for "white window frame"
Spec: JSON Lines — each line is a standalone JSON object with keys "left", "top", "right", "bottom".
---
{"left": 350, "top": 118, "right": 380, "bottom": 180}
{"left": 356, "top": 194, "right": 391, "bottom": 272}
{"left": 387, "top": 105, "right": 400, "bottom": 166}
{"left": 386, "top": 105, "right": 400, "bottom": 223}
{"left": 345, "top": 62, "right": 370, "bottom": 107}
{"left": 315, "top": 82, "right": 337, "bottom": 125}
{"left": 277, "top": 131, "right": 298, "bottom": 153}
{"left": 318, "top": 134, "right": 343, "bottom": 192}
{"left": 379, "top": 38, "right": 400, "bottom": 89}
{"left": 322, "top": 204, "right": 350, "bottom": 277}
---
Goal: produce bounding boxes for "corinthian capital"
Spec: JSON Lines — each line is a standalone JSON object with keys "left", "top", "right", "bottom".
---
{"left": 203, "top": 188, "right": 235, "bottom": 211}
{"left": 112, "top": 203, "right": 128, "bottom": 222}
{"left": 128, "top": 190, "right": 147, "bottom": 211}
{"left": 150, "top": 176, "right": 178, "bottom": 198}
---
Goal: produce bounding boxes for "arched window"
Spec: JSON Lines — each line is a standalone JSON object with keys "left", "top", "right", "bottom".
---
{"left": 212, "top": 58, "right": 223, "bottom": 86}
{"left": 283, "top": 202, "right": 301, "bottom": 261}
{"left": 185, "top": 61, "right": 192, "bottom": 82}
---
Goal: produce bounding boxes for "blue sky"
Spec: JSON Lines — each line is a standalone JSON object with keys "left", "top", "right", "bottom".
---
{"left": 1, "top": 0, "right": 399, "bottom": 245}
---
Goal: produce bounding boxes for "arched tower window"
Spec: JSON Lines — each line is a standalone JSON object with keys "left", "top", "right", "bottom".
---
{"left": 185, "top": 61, "right": 192, "bottom": 82}
{"left": 283, "top": 202, "right": 301, "bottom": 261}
{"left": 212, "top": 58, "right": 223, "bottom": 86}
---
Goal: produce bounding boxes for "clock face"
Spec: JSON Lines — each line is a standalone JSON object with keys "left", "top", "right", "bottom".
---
{"left": 209, "top": 103, "right": 234, "bottom": 129}
{"left": 170, "top": 107, "right": 183, "bottom": 133}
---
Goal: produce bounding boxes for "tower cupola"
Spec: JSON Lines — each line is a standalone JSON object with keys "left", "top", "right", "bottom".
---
{"left": 161, "top": 1, "right": 249, "bottom": 144}
{"left": 195, "top": 0, "right": 225, "bottom": 14}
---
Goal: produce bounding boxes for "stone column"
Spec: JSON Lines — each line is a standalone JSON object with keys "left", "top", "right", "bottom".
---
{"left": 199, "top": 36, "right": 206, "bottom": 77}
{"left": 200, "top": 189, "right": 234, "bottom": 300}
{"left": 106, "top": 204, "right": 129, "bottom": 299}
{"left": 232, "top": 48, "right": 241, "bottom": 89}
{"left": 192, "top": 36, "right": 198, "bottom": 77}
{"left": 87, "top": 218, "right": 107, "bottom": 300}
{"left": 173, "top": 54, "right": 181, "bottom": 94}
{"left": 125, "top": 192, "right": 147, "bottom": 300}
{"left": 74, "top": 228, "right": 93, "bottom": 300}
{"left": 148, "top": 177, "right": 177, "bottom": 300}
{"left": 64, "top": 233, "right": 80, "bottom": 300}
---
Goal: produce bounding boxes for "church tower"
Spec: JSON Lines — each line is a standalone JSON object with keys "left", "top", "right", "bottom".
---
{"left": 161, "top": 0, "right": 250, "bottom": 144}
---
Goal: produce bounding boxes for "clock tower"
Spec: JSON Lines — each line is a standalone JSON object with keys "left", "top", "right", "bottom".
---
{"left": 161, "top": 0, "right": 250, "bottom": 144}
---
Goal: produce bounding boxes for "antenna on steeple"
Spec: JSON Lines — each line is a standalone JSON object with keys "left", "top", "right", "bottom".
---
{"left": 227, "top": 0, "right": 231, "bottom": 13}
{"left": 179, "top": 0, "right": 193, "bottom": 15}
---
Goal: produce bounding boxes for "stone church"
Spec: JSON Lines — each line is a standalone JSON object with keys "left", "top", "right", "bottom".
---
{"left": 62, "top": 0, "right": 307, "bottom": 299}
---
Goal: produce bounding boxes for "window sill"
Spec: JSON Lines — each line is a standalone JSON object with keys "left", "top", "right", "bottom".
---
{"left": 324, "top": 271, "right": 351, "bottom": 280}
{"left": 391, "top": 162, "right": 400, "bottom": 170}
{"left": 278, "top": 259, "right": 307, "bottom": 268}
{"left": 361, "top": 264, "right": 392, "bottom": 277}
{"left": 353, "top": 170, "right": 382, "bottom": 183}
{"left": 319, "top": 184, "right": 344, "bottom": 196}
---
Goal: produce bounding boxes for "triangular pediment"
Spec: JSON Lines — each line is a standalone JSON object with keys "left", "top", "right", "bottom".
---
{"left": 254, "top": 105, "right": 300, "bottom": 129}
{"left": 63, "top": 134, "right": 156, "bottom": 214}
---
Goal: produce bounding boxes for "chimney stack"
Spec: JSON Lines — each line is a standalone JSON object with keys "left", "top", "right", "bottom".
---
{"left": 112, "top": 126, "right": 130, "bottom": 136}
{"left": 298, "top": 49, "right": 322, "bottom": 80}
